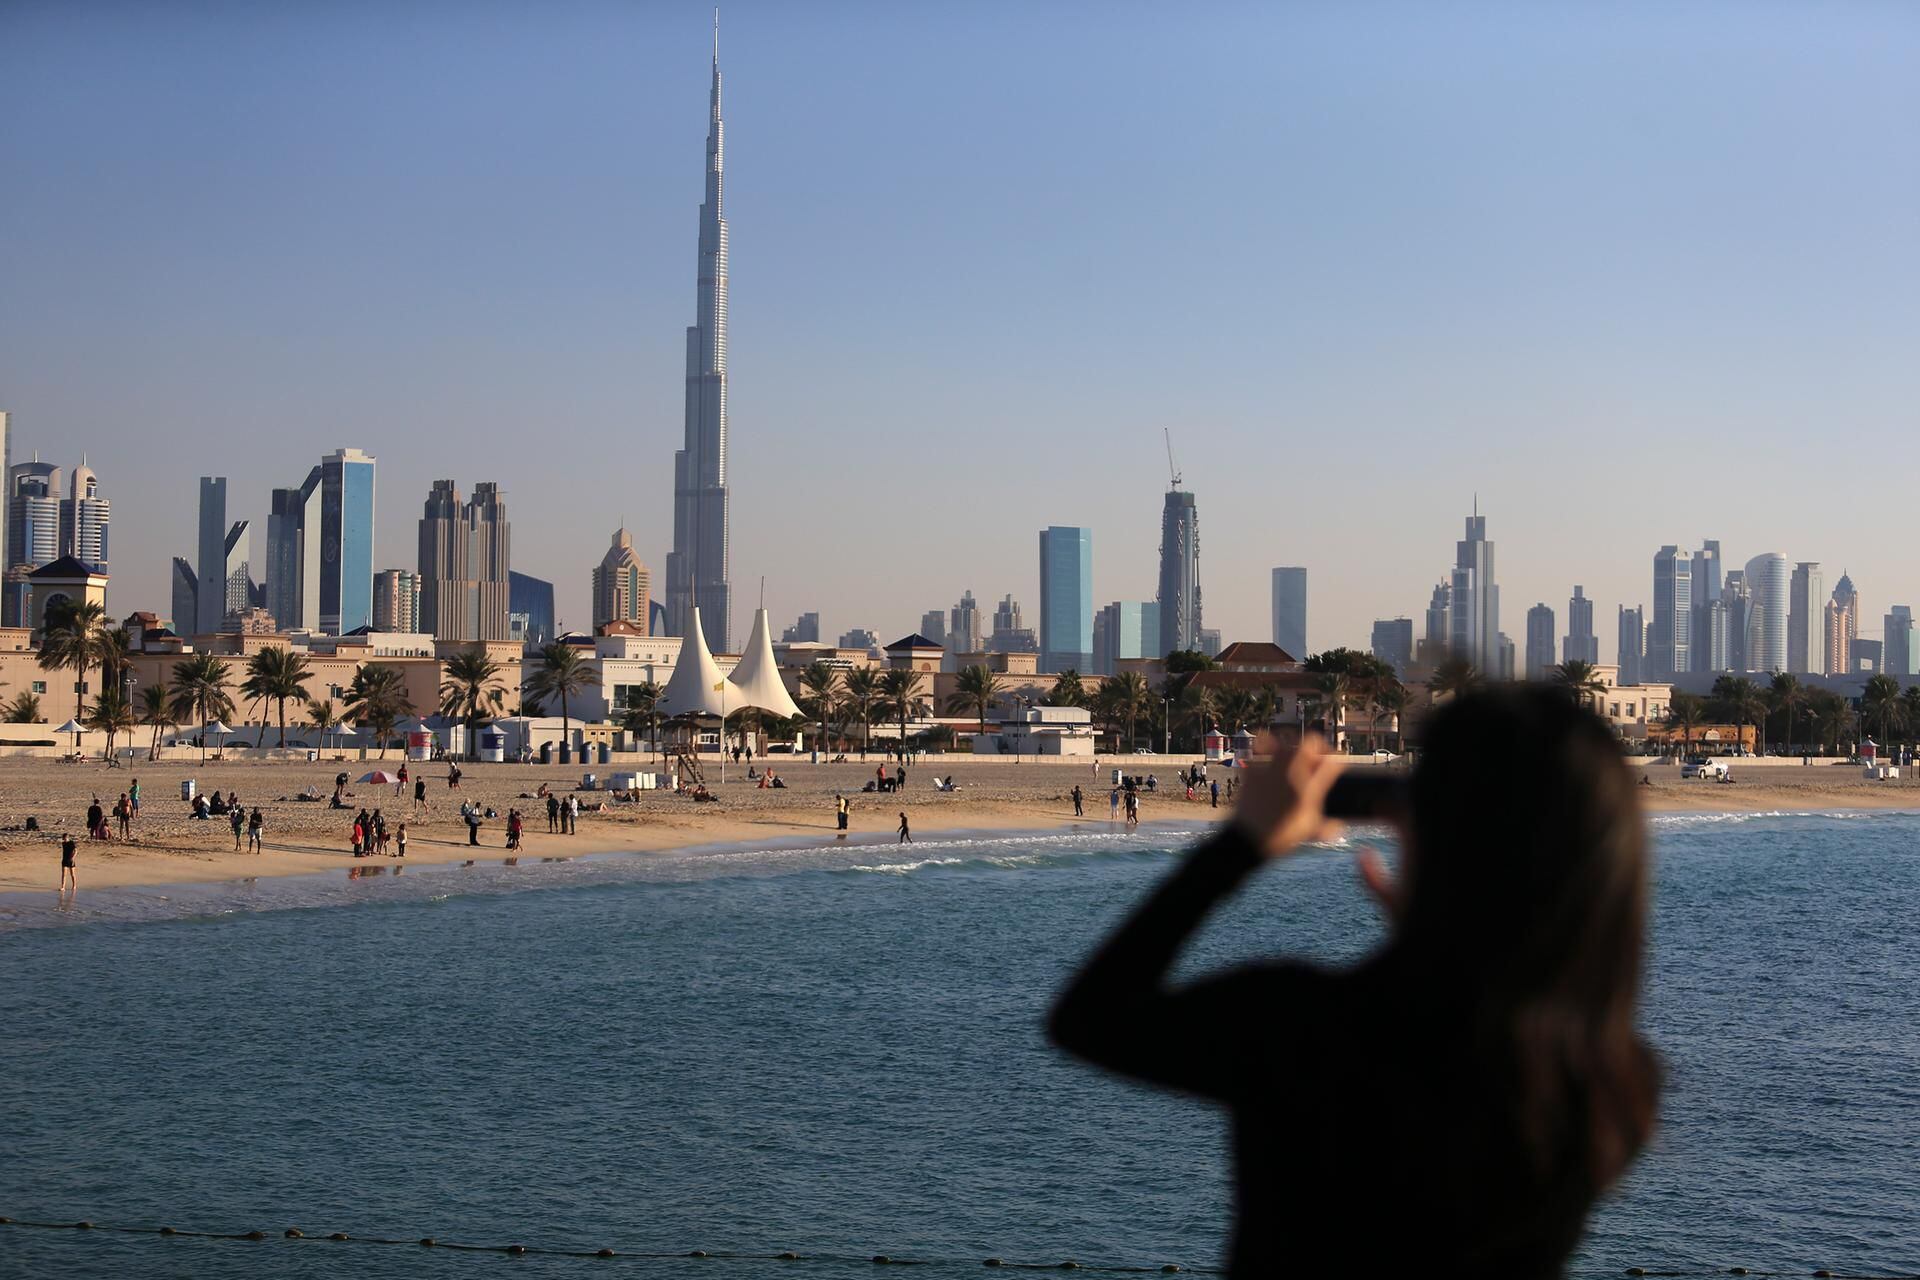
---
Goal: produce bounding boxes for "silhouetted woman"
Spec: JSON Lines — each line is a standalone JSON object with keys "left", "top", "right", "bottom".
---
{"left": 1050, "top": 687, "right": 1659, "bottom": 1277}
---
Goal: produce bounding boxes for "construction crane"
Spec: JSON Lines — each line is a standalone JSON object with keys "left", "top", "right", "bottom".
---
{"left": 1164, "top": 428, "right": 1182, "bottom": 489}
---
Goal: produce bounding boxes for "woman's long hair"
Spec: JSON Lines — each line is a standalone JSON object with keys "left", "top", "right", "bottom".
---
{"left": 1387, "top": 684, "right": 1660, "bottom": 1194}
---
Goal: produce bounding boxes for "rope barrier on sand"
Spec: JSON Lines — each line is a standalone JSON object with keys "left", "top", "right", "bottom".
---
{"left": 5, "top": 1217, "right": 1915, "bottom": 1277}
{"left": 0, "top": 1217, "right": 1210, "bottom": 1271}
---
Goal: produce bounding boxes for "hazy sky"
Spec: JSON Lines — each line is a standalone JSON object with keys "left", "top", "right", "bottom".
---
{"left": 4, "top": 1, "right": 1917, "bottom": 658}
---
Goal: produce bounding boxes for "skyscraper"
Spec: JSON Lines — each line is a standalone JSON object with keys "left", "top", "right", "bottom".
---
{"left": 372, "top": 569, "right": 422, "bottom": 633}
{"left": 917, "top": 610, "right": 946, "bottom": 650}
{"left": 781, "top": 613, "right": 821, "bottom": 644}
{"left": 1524, "top": 605, "right": 1556, "bottom": 679}
{"left": 1885, "top": 605, "right": 1916, "bottom": 677}
{"left": 1690, "top": 540, "right": 1722, "bottom": 674}
{"left": 1156, "top": 488, "right": 1201, "bottom": 657}
{"left": 1370, "top": 618, "right": 1414, "bottom": 675}
{"left": 9, "top": 461, "right": 62, "bottom": 573}
{"left": 1038, "top": 526, "right": 1093, "bottom": 673}
{"left": 1721, "top": 571, "right": 1750, "bottom": 675}
{"left": 949, "top": 590, "right": 983, "bottom": 655}
{"left": 195, "top": 477, "right": 228, "bottom": 635}
{"left": 1617, "top": 606, "right": 1645, "bottom": 685}
{"left": 1449, "top": 509, "right": 1498, "bottom": 672}
{"left": 221, "top": 521, "right": 253, "bottom": 624}
{"left": 60, "top": 462, "right": 109, "bottom": 568}
{"left": 170, "top": 558, "right": 198, "bottom": 634}
{"left": 508, "top": 571, "right": 554, "bottom": 646}
{"left": 266, "top": 471, "right": 322, "bottom": 631}
{"left": 1271, "top": 567, "right": 1307, "bottom": 660}
{"left": 1743, "top": 553, "right": 1789, "bottom": 674}
{"left": 988, "top": 593, "right": 1037, "bottom": 653}
{"left": 664, "top": 27, "right": 733, "bottom": 650}
{"left": 592, "top": 528, "right": 651, "bottom": 632}
{"left": 1649, "top": 546, "right": 1692, "bottom": 679}
{"left": 0, "top": 411, "right": 10, "bottom": 578}
{"left": 418, "top": 480, "right": 512, "bottom": 642}
{"left": 1563, "top": 586, "right": 1598, "bottom": 664}
{"left": 1419, "top": 581, "right": 1451, "bottom": 665}
{"left": 1787, "top": 561, "right": 1824, "bottom": 675}
{"left": 1825, "top": 572, "right": 1857, "bottom": 677}
{"left": 320, "top": 448, "right": 376, "bottom": 634}
{"left": 1095, "top": 601, "right": 1160, "bottom": 675}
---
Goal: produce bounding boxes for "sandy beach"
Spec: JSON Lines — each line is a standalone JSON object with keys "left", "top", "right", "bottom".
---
{"left": 1, "top": 754, "right": 1914, "bottom": 895}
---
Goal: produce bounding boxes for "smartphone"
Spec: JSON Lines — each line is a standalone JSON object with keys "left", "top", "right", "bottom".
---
{"left": 1323, "top": 772, "right": 1409, "bottom": 821}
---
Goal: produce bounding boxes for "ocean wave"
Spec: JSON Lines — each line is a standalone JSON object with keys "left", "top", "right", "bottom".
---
{"left": 1647, "top": 808, "right": 1916, "bottom": 829}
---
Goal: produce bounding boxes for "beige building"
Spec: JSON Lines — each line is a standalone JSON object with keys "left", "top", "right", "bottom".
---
{"left": 591, "top": 528, "right": 650, "bottom": 633}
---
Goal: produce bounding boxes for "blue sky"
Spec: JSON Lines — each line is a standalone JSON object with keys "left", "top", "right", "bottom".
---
{"left": 3, "top": 1, "right": 1916, "bottom": 656}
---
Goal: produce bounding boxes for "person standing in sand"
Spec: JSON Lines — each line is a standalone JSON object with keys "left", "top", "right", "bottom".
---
{"left": 835, "top": 794, "right": 849, "bottom": 833}
{"left": 394, "top": 822, "right": 408, "bottom": 858}
{"left": 129, "top": 778, "right": 141, "bottom": 822}
{"left": 58, "top": 833, "right": 78, "bottom": 890}
{"left": 1072, "top": 785, "right": 1084, "bottom": 817}
{"left": 115, "top": 793, "right": 131, "bottom": 840}
{"left": 1109, "top": 786, "right": 1121, "bottom": 821}
{"left": 414, "top": 777, "right": 428, "bottom": 810}
{"left": 247, "top": 807, "right": 264, "bottom": 854}
{"left": 230, "top": 805, "right": 245, "bottom": 850}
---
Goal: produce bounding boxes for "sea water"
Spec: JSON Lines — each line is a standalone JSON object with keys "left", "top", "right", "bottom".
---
{"left": 2, "top": 811, "right": 1918, "bottom": 1278}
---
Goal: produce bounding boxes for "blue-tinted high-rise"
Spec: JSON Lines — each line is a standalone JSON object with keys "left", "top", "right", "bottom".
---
{"left": 321, "top": 448, "right": 376, "bottom": 633}
{"left": 1038, "top": 526, "right": 1093, "bottom": 673}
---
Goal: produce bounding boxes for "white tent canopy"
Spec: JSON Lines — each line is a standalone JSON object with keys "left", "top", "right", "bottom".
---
{"left": 725, "top": 607, "right": 803, "bottom": 721}
{"left": 656, "top": 607, "right": 730, "bottom": 719}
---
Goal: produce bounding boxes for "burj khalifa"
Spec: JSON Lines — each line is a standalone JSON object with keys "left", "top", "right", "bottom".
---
{"left": 664, "top": 23, "right": 732, "bottom": 648}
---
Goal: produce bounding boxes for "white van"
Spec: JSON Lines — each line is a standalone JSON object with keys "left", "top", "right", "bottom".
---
{"left": 1680, "top": 758, "right": 1729, "bottom": 780}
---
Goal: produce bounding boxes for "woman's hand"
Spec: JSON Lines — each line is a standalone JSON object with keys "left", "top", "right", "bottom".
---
{"left": 1231, "top": 735, "right": 1344, "bottom": 858}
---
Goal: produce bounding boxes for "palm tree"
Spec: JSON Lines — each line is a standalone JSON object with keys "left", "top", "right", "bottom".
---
{"left": 1048, "top": 669, "right": 1087, "bottom": 707}
{"left": 1103, "top": 670, "right": 1153, "bottom": 751}
{"left": 84, "top": 688, "right": 137, "bottom": 760}
{"left": 1175, "top": 681, "right": 1218, "bottom": 750}
{"left": 945, "top": 663, "right": 1004, "bottom": 739}
{"left": 1904, "top": 684, "right": 1920, "bottom": 755}
{"left": 525, "top": 642, "right": 601, "bottom": 745}
{"left": 1769, "top": 672, "right": 1807, "bottom": 754}
{"left": 305, "top": 698, "right": 340, "bottom": 753}
{"left": 347, "top": 664, "right": 415, "bottom": 759}
{"left": 241, "top": 646, "right": 313, "bottom": 748}
{"left": 1860, "top": 673, "right": 1907, "bottom": 748}
{"left": 879, "top": 667, "right": 927, "bottom": 755}
{"left": 1217, "top": 688, "right": 1257, "bottom": 736}
{"left": 842, "top": 666, "right": 883, "bottom": 759}
{"left": 4, "top": 691, "right": 41, "bottom": 724}
{"left": 1251, "top": 685, "right": 1280, "bottom": 734}
{"left": 167, "top": 652, "right": 234, "bottom": 764}
{"left": 620, "top": 681, "right": 663, "bottom": 757}
{"left": 138, "top": 685, "right": 174, "bottom": 760}
{"left": 1426, "top": 657, "right": 1481, "bottom": 699}
{"left": 1708, "top": 675, "right": 1766, "bottom": 757}
{"left": 1550, "top": 659, "right": 1606, "bottom": 710}
{"left": 1664, "top": 691, "right": 1707, "bottom": 757}
{"left": 439, "top": 647, "right": 507, "bottom": 760}
{"left": 38, "top": 598, "right": 109, "bottom": 714}
{"left": 1314, "top": 671, "right": 1352, "bottom": 749}
{"left": 1370, "top": 680, "right": 1408, "bottom": 753}
{"left": 799, "top": 661, "right": 843, "bottom": 756}
{"left": 1810, "top": 688, "right": 1854, "bottom": 756}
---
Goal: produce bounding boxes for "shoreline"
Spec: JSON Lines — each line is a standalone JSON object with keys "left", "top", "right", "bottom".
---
{"left": 0, "top": 754, "right": 1915, "bottom": 901}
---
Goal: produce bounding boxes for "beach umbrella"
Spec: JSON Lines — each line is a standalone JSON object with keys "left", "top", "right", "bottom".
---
{"left": 54, "top": 718, "right": 83, "bottom": 753}
{"left": 359, "top": 770, "right": 401, "bottom": 785}
{"left": 204, "top": 720, "right": 233, "bottom": 739}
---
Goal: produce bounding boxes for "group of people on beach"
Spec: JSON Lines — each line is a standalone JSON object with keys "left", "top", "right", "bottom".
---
{"left": 349, "top": 808, "right": 404, "bottom": 858}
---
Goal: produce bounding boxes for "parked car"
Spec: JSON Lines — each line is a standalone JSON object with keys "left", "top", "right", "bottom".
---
{"left": 1681, "top": 758, "right": 1730, "bottom": 779}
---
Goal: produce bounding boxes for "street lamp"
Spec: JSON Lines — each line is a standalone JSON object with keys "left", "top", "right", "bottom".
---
{"left": 1163, "top": 695, "right": 1173, "bottom": 756}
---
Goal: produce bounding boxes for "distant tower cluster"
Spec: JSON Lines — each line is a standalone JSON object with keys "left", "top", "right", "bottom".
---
{"left": 264, "top": 448, "right": 377, "bottom": 634}
{"left": 1445, "top": 505, "right": 1499, "bottom": 672}
{"left": 4, "top": 451, "right": 111, "bottom": 626}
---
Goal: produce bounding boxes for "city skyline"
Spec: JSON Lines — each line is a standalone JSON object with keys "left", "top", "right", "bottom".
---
{"left": 4, "top": 5, "right": 1918, "bottom": 652}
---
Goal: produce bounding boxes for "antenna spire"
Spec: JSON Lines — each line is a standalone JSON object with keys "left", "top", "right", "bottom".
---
{"left": 713, "top": 8, "right": 719, "bottom": 61}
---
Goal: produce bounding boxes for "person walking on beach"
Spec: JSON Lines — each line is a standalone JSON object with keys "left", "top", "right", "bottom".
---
{"left": 115, "top": 792, "right": 131, "bottom": 840}
{"left": 246, "top": 807, "right": 264, "bottom": 854}
{"left": 897, "top": 812, "right": 911, "bottom": 844}
{"left": 394, "top": 822, "right": 408, "bottom": 858}
{"left": 835, "top": 794, "right": 849, "bottom": 833}
{"left": 1210, "top": 779, "right": 1220, "bottom": 809}
{"left": 1124, "top": 790, "right": 1139, "bottom": 829}
{"left": 1049, "top": 689, "right": 1661, "bottom": 1279}
{"left": 129, "top": 778, "right": 141, "bottom": 821}
{"left": 1072, "top": 785, "right": 1084, "bottom": 817}
{"left": 546, "top": 793, "right": 560, "bottom": 833}
{"left": 230, "top": 805, "right": 245, "bottom": 850}
{"left": 414, "top": 777, "right": 428, "bottom": 810}
{"left": 448, "top": 762, "right": 462, "bottom": 790}
{"left": 59, "top": 833, "right": 77, "bottom": 890}
{"left": 396, "top": 763, "right": 408, "bottom": 797}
